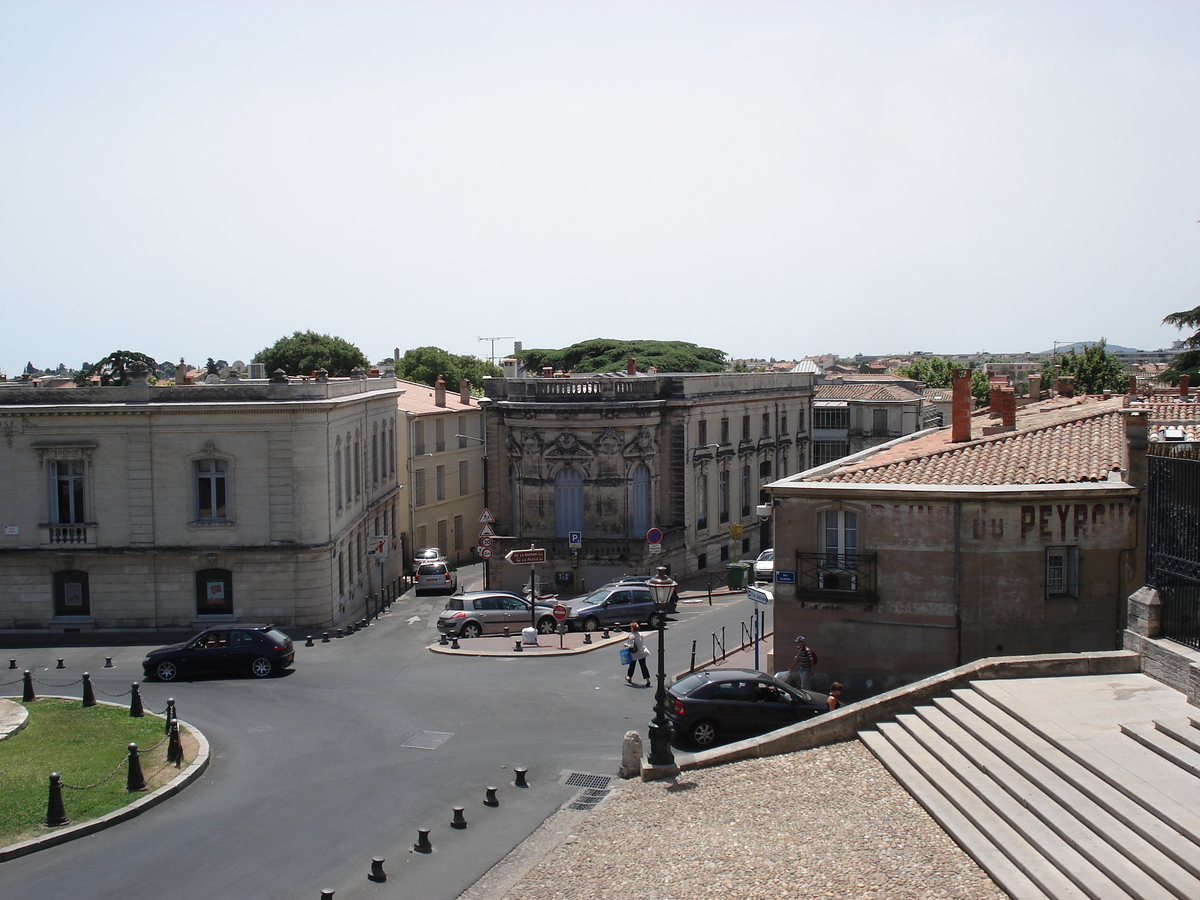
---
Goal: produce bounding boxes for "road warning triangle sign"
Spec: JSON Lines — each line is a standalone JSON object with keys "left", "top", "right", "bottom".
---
{"left": 478, "top": 522, "right": 496, "bottom": 537}
{"left": 479, "top": 508, "right": 495, "bottom": 524}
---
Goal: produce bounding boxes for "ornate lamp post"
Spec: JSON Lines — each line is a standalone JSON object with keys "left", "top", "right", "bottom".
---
{"left": 646, "top": 566, "right": 678, "bottom": 768}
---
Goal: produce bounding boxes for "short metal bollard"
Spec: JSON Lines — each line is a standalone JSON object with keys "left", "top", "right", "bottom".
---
{"left": 484, "top": 786, "right": 499, "bottom": 807}
{"left": 23, "top": 671, "right": 34, "bottom": 703}
{"left": 320, "top": 891, "right": 335, "bottom": 900}
{"left": 56, "top": 658, "right": 65, "bottom": 669}
{"left": 413, "top": 828, "right": 432, "bottom": 853}
{"left": 438, "top": 633, "right": 448, "bottom": 646}
{"left": 103, "top": 657, "right": 114, "bottom": 668}
{"left": 368, "top": 858, "right": 387, "bottom": 882}
{"left": 305, "top": 635, "right": 314, "bottom": 647}
{"left": 513, "top": 641, "right": 522, "bottom": 652}
{"left": 450, "top": 637, "right": 459, "bottom": 650}
{"left": 602, "top": 627, "right": 610, "bottom": 639}
{"left": 322, "top": 632, "right": 330, "bottom": 643}
{"left": 451, "top": 806, "right": 467, "bottom": 829}
{"left": 7, "top": 659, "right": 15, "bottom": 669}
{"left": 44, "top": 773, "right": 70, "bottom": 827}
{"left": 336, "top": 628, "right": 344, "bottom": 639}
{"left": 126, "top": 743, "right": 147, "bottom": 792}
{"left": 503, "top": 626, "right": 511, "bottom": 639}
{"left": 514, "top": 767, "right": 529, "bottom": 788}
{"left": 82, "top": 673, "right": 96, "bottom": 708}
{"left": 583, "top": 632, "right": 592, "bottom": 645}
{"left": 129, "top": 683, "right": 144, "bottom": 717}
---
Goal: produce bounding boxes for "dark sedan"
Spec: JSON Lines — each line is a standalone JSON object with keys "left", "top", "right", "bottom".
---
{"left": 667, "top": 668, "right": 827, "bottom": 748}
{"left": 143, "top": 624, "right": 295, "bottom": 681}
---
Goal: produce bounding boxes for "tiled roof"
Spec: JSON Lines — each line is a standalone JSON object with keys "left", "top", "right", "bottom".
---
{"left": 814, "top": 384, "right": 921, "bottom": 402}
{"left": 805, "top": 396, "right": 1127, "bottom": 486}
{"left": 396, "top": 379, "right": 479, "bottom": 416}
{"left": 1138, "top": 401, "right": 1200, "bottom": 422}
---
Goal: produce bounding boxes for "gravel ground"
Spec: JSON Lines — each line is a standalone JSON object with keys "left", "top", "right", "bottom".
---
{"left": 464, "top": 740, "right": 1006, "bottom": 900}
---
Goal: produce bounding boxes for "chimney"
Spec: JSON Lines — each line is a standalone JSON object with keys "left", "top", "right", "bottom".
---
{"left": 989, "top": 384, "right": 1003, "bottom": 417}
{"left": 1028, "top": 373, "right": 1042, "bottom": 401}
{"left": 1001, "top": 387, "right": 1016, "bottom": 428}
{"left": 1055, "top": 375, "right": 1075, "bottom": 397}
{"left": 627, "top": 357, "right": 637, "bottom": 376}
{"left": 1128, "top": 374, "right": 1138, "bottom": 396}
{"left": 952, "top": 369, "right": 972, "bottom": 442}
{"left": 1180, "top": 374, "right": 1190, "bottom": 398}
{"left": 542, "top": 366, "right": 554, "bottom": 378}
{"left": 434, "top": 375, "right": 446, "bottom": 407}
{"left": 460, "top": 379, "right": 471, "bottom": 404}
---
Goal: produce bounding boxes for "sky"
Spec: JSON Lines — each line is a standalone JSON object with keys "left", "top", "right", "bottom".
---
{"left": 2, "top": 1, "right": 1197, "bottom": 376}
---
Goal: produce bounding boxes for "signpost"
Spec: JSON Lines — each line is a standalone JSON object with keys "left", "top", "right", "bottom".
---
{"left": 478, "top": 509, "right": 495, "bottom": 590}
{"left": 507, "top": 547, "right": 548, "bottom": 630}
{"left": 745, "top": 584, "right": 771, "bottom": 670}
{"left": 568, "top": 530, "right": 582, "bottom": 550}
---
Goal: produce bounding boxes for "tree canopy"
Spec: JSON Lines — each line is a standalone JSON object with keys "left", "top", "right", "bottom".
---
{"left": 396, "top": 347, "right": 499, "bottom": 393}
{"left": 1042, "top": 338, "right": 1127, "bottom": 394}
{"left": 894, "top": 357, "right": 990, "bottom": 404}
{"left": 77, "top": 350, "right": 158, "bottom": 386}
{"left": 1161, "top": 305, "right": 1200, "bottom": 385}
{"left": 517, "top": 338, "right": 727, "bottom": 374}
{"left": 253, "top": 331, "right": 369, "bottom": 378}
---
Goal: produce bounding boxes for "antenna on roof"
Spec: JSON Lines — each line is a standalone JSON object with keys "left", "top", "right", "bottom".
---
{"left": 478, "top": 336, "right": 515, "bottom": 368}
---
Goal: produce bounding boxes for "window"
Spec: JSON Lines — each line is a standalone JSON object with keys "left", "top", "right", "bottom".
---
{"left": 821, "top": 510, "right": 859, "bottom": 569}
{"left": 435, "top": 419, "right": 445, "bottom": 453}
{"left": 781, "top": 410, "right": 788, "bottom": 435}
{"left": 195, "top": 568, "right": 233, "bottom": 616}
{"left": 458, "top": 416, "right": 467, "bottom": 449}
{"left": 335, "top": 447, "right": 343, "bottom": 509}
{"left": 873, "top": 408, "right": 888, "bottom": 436}
{"left": 1046, "top": 547, "right": 1079, "bottom": 598}
{"left": 631, "top": 464, "right": 651, "bottom": 537}
{"left": 812, "top": 440, "right": 850, "bottom": 467}
{"left": 454, "top": 515, "right": 464, "bottom": 551}
{"left": 718, "top": 469, "right": 729, "bottom": 524}
{"left": 195, "top": 459, "right": 229, "bottom": 522}
{"left": 696, "top": 473, "right": 708, "bottom": 530}
{"left": 797, "top": 408, "right": 805, "bottom": 432}
{"left": 698, "top": 420, "right": 708, "bottom": 446}
{"left": 337, "top": 553, "right": 344, "bottom": 596}
{"left": 345, "top": 437, "right": 354, "bottom": 504}
{"left": 416, "top": 524, "right": 427, "bottom": 550}
{"left": 436, "top": 465, "right": 446, "bottom": 501}
{"left": 741, "top": 465, "right": 752, "bottom": 517}
{"left": 742, "top": 415, "right": 751, "bottom": 441}
{"left": 762, "top": 412, "right": 770, "bottom": 437}
{"left": 437, "top": 519, "right": 448, "bottom": 552}
{"left": 814, "top": 406, "right": 849, "bottom": 430}
{"left": 414, "top": 469, "right": 426, "bottom": 506}
{"left": 554, "top": 467, "right": 584, "bottom": 537}
{"left": 53, "top": 570, "right": 90, "bottom": 617}
{"left": 372, "top": 428, "right": 380, "bottom": 484}
{"left": 388, "top": 422, "right": 396, "bottom": 477}
{"left": 51, "top": 461, "right": 86, "bottom": 524}
{"left": 459, "top": 460, "right": 469, "bottom": 496}
{"left": 354, "top": 436, "right": 361, "bottom": 497}
{"left": 414, "top": 421, "right": 426, "bottom": 456}
{"left": 720, "top": 418, "right": 729, "bottom": 444}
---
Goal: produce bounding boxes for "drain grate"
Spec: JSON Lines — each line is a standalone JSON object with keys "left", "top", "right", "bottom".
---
{"left": 565, "top": 772, "right": 613, "bottom": 790}
{"left": 401, "top": 731, "right": 453, "bottom": 750}
{"left": 564, "top": 773, "right": 614, "bottom": 811}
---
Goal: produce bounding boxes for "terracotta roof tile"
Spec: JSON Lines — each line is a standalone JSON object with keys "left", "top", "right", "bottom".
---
{"left": 815, "top": 384, "right": 921, "bottom": 402}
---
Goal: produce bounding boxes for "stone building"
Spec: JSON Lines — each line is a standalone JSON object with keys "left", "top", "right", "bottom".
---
{"left": 0, "top": 370, "right": 405, "bottom": 631}
{"left": 766, "top": 373, "right": 1145, "bottom": 693}
{"left": 480, "top": 364, "right": 815, "bottom": 594}
{"left": 810, "top": 382, "right": 925, "bottom": 467}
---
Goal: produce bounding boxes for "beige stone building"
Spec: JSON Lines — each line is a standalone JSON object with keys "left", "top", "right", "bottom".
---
{"left": 766, "top": 375, "right": 1146, "bottom": 693}
{"left": 481, "top": 366, "right": 815, "bottom": 594}
{"left": 0, "top": 371, "right": 405, "bottom": 631}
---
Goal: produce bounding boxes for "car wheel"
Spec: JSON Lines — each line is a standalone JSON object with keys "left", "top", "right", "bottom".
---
{"left": 581, "top": 616, "right": 600, "bottom": 632}
{"left": 155, "top": 660, "right": 178, "bottom": 682}
{"left": 536, "top": 617, "right": 557, "bottom": 635}
{"left": 689, "top": 719, "right": 720, "bottom": 748}
{"left": 647, "top": 612, "right": 666, "bottom": 629}
{"left": 461, "top": 622, "right": 482, "bottom": 639}
{"left": 250, "top": 657, "right": 274, "bottom": 678}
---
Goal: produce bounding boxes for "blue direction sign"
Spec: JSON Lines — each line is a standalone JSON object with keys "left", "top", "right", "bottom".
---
{"left": 746, "top": 585, "right": 771, "bottom": 604}
{"left": 774, "top": 570, "right": 796, "bottom": 584}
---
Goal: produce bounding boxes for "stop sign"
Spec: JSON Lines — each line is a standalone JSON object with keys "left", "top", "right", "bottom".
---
{"left": 552, "top": 604, "right": 568, "bottom": 622}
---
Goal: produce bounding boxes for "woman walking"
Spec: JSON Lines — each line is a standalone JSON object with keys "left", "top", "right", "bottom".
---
{"left": 624, "top": 622, "right": 651, "bottom": 686}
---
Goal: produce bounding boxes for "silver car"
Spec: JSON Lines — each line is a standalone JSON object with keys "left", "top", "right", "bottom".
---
{"left": 437, "top": 591, "right": 557, "bottom": 638}
{"left": 415, "top": 562, "right": 458, "bottom": 595}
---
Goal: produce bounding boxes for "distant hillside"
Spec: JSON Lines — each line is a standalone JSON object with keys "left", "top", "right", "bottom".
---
{"left": 1037, "top": 342, "right": 1139, "bottom": 355}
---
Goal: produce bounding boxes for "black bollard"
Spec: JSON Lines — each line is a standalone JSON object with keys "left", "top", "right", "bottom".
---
{"left": 514, "top": 767, "right": 528, "bottom": 788}
{"left": 413, "top": 828, "right": 432, "bottom": 853}
{"left": 82, "top": 673, "right": 96, "bottom": 708}
{"left": 322, "top": 632, "right": 330, "bottom": 643}
{"left": 320, "top": 892, "right": 335, "bottom": 900}
{"left": 129, "top": 683, "right": 144, "bottom": 717}
{"left": 23, "top": 671, "right": 35, "bottom": 703}
{"left": 126, "top": 743, "right": 147, "bottom": 792}
{"left": 167, "top": 719, "right": 184, "bottom": 766}
{"left": 602, "top": 627, "right": 610, "bottom": 639}
{"left": 103, "top": 657, "right": 113, "bottom": 668}
{"left": 503, "top": 626, "right": 510, "bottom": 639}
{"left": 44, "top": 773, "right": 70, "bottom": 827}
{"left": 164, "top": 699, "right": 176, "bottom": 733}
{"left": 56, "top": 658, "right": 65, "bottom": 669}
{"left": 451, "top": 806, "right": 467, "bottom": 829}
{"left": 7, "top": 659, "right": 15, "bottom": 669}
{"left": 438, "top": 633, "right": 448, "bottom": 646}
{"left": 484, "top": 786, "right": 499, "bottom": 807}
{"left": 513, "top": 640, "right": 522, "bottom": 652}
{"left": 336, "top": 628, "right": 344, "bottom": 639}
{"left": 450, "top": 637, "right": 459, "bottom": 650}
{"left": 368, "top": 858, "right": 387, "bottom": 883}
{"left": 305, "top": 635, "right": 314, "bottom": 647}
{"left": 583, "top": 632, "right": 592, "bottom": 645}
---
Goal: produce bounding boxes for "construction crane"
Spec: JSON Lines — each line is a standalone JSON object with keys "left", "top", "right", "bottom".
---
{"left": 478, "top": 336, "right": 515, "bottom": 367}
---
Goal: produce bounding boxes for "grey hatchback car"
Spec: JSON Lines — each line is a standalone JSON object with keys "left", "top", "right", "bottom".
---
{"left": 437, "top": 591, "right": 557, "bottom": 638}
{"left": 562, "top": 584, "right": 671, "bottom": 632}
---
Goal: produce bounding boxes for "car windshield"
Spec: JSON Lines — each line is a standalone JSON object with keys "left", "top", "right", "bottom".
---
{"left": 670, "top": 672, "right": 714, "bottom": 694}
{"left": 760, "top": 550, "right": 774, "bottom": 561}
{"left": 265, "top": 629, "right": 290, "bottom": 644}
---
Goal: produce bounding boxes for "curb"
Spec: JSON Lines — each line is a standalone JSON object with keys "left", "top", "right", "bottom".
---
{"left": 429, "top": 632, "right": 628, "bottom": 657}
{"left": 0, "top": 698, "right": 211, "bottom": 863}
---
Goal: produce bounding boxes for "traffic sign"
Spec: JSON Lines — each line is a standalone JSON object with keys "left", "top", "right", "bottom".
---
{"left": 478, "top": 522, "right": 495, "bottom": 538}
{"left": 479, "top": 547, "right": 493, "bottom": 560}
{"left": 747, "top": 585, "right": 771, "bottom": 604}
{"left": 478, "top": 536, "right": 493, "bottom": 548}
{"left": 730, "top": 524, "right": 743, "bottom": 539}
{"left": 568, "top": 530, "right": 582, "bottom": 549}
{"left": 505, "top": 548, "right": 547, "bottom": 564}
{"left": 552, "top": 604, "right": 568, "bottom": 622}
{"left": 646, "top": 527, "right": 663, "bottom": 544}
{"left": 479, "top": 508, "right": 495, "bottom": 524}
{"left": 366, "top": 536, "right": 388, "bottom": 558}
{"left": 649, "top": 544, "right": 662, "bottom": 555}
{"left": 774, "top": 570, "right": 796, "bottom": 584}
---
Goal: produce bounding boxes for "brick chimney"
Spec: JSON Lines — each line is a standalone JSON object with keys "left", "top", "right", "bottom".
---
{"left": 459, "top": 379, "right": 471, "bottom": 404}
{"left": 952, "top": 369, "right": 972, "bottom": 442}
{"left": 627, "top": 357, "right": 637, "bottom": 376}
{"left": 1128, "top": 374, "right": 1138, "bottom": 396}
{"left": 1028, "top": 373, "right": 1042, "bottom": 401}
{"left": 434, "top": 375, "right": 446, "bottom": 407}
{"left": 1180, "top": 374, "right": 1190, "bottom": 398}
{"left": 1001, "top": 387, "right": 1016, "bottom": 428}
{"left": 989, "top": 384, "right": 1003, "bottom": 417}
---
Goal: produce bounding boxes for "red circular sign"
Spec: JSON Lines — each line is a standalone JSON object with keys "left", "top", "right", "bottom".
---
{"left": 479, "top": 547, "right": 493, "bottom": 559}
{"left": 646, "top": 528, "right": 663, "bottom": 544}
{"left": 478, "top": 536, "right": 493, "bottom": 548}
{"left": 552, "top": 604, "right": 568, "bottom": 622}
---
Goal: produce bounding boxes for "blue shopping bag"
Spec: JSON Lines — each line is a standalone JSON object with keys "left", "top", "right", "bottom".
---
{"left": 619, "top": 647, "right": 632, "bottom": 666}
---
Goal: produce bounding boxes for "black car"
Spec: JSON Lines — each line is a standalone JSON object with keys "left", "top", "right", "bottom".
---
{"left": 143, "top": 624, "right": 295, "bottom": 681}
{"left": 666, "top": 668, "right": 827, "bottom": 748}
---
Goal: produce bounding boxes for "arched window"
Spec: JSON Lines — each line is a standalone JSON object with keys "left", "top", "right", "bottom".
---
{"left": 630, "top": 464, "right": 651, "bottom": 537}
{"left": 554, "top": 467, "right": 584, "bottom": 537}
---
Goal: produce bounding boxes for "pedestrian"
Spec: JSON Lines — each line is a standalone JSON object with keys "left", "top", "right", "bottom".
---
{"left": 787, "top": 635, "right": 818, "bottom": 690}
{"left": 826, "top": 681, "right": 843, "bottom": 712}
{"left": 624, "top": 622, "right": 651, "bottom": 686}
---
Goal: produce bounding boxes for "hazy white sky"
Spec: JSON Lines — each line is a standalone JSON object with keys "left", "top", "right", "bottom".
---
{"left": 2, "top": 1, "right": 1197, "bottom": 375}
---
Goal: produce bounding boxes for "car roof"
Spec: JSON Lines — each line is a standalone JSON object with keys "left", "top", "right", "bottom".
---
{"left": 454, "top": 590, "right": 524, "bottom": 600}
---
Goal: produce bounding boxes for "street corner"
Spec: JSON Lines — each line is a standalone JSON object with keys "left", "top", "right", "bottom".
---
{"left": 428, "top": 629, "right": 629, "bottom": 657}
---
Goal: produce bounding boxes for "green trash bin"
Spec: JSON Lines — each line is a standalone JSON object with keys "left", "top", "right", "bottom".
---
{"left": 726, "top": 561, "right": 750, "bottom": 590}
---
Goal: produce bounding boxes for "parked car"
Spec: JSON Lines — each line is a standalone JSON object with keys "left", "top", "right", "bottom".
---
{"left": 602, "top": 575, "right": 680, "bottom": 609}
{"left": 437, "top": 591, "right": 558, "bottom": 638}
{"left": 666, "top": 668, "right": 827, "bottom": 748}
{"left": 561, "top": 583, "right": 672, "bottom": 632}
{"left": 413, "top": 547, "right": 447, "bottom": 565}
{"left": 753, "top": 548, "right": 775, "bottom": 583}
{"left": 415, "top": 562, "right": 458, "bottom": 594}
{"left": 143, "top": 625, "right": 294, "bottom": 682}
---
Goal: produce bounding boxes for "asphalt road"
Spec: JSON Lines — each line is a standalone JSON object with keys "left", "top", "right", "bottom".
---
{"left": 0, "top": 567, "right": 758, "bottom": 900}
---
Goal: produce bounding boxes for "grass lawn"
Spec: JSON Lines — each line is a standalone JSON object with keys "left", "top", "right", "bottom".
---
{"left": 0, "top": 698, "right": 198, "bottom": 847}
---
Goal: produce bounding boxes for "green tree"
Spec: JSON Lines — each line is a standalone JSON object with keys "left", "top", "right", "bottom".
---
{"left": 1161, "top": 305, "right": 1200, "bottom": 385}
{"left": 396, "top": 347, "right": 500, "bottom": 393}
{"left": 1042, "top": 339, "right": 1127, "bottom": 394}
{"left": 517, "top": 338, "right": 726, "bottom": 374}
{"left": 77, "top": 350, "right": 159, "bottom": 386}
{"left": 895, "top": 357, "right": 989, "bottom": 405}
{"left": 253, "top": 331, "right": 369, "bottom": 378}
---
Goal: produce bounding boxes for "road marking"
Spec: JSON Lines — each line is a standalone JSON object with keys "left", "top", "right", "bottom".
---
{"left": 407, "top": 615, "right": 422, "bottom": 625}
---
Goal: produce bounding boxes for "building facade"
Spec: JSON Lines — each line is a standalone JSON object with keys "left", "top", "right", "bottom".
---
{"left": 481, "top": 368, "right": 815, "bottom": 594}
{"left": 810, "top": 383, "right": 925, "bottom": 467}
{"left": 0, "top": 371, "right": 405, "bottom": 631}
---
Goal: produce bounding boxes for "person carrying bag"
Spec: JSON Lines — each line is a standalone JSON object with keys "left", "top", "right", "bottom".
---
{"left": 623, "top": 622, "right": 651, "bottom": 686}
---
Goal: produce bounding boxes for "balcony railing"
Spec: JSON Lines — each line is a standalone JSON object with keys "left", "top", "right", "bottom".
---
{"left": 794, "top": 551, "right": 877, "bottom": 599}
{"left": 42, "top": 524, "right": 95, "bottom": 547}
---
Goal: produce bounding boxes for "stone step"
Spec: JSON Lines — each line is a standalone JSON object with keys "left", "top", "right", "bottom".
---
{"left": 891, "top": 713, "right": 1151, "bottom": 900}
{"left": 919, "top": 698, "right": 1200, "bottom": 900}
{"left": 941, "top": 690, "right": 1200, "bottom": 888}
{"left": 1157, "top": 719, "right": 1200, "bottom": 755}
{"left": 1122, "top": 722, "right": 1200, "bottom": 778}
{"left": 859, "top": 727, "right": 1058, "bottom": 900}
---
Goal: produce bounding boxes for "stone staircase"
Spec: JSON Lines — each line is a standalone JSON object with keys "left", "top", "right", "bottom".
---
{"left": 860, "top": 680, "right": 1200, "bottom": 900}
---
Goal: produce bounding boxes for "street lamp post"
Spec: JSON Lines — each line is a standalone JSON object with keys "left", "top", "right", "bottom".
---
{"left": 646, "top": 566, "right": 678, "bottom": 769}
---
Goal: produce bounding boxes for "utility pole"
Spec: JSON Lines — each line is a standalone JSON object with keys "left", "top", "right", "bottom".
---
{"left": 478, "top": 336, "right": 514, "bottom": 368}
